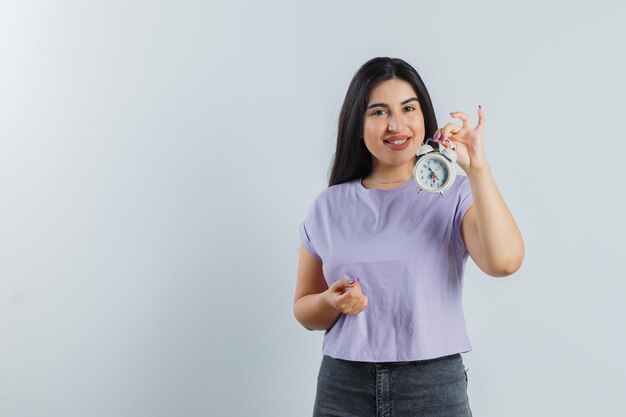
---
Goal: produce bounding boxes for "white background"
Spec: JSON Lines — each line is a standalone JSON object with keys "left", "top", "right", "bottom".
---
{"left": 1, "top": 1, "right": 625, "bottom": 416}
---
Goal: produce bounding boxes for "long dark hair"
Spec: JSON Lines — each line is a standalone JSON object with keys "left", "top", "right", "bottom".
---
{"left": 327, "top": 57, "right": 438, "bottom": 187}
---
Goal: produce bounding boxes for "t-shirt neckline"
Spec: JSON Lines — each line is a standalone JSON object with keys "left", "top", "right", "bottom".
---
{"left": 355, "top": 176, "right": 416, "bottom": 195}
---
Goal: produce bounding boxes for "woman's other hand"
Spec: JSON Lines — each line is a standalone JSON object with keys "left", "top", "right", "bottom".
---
{"left": 324, "top": 278, "right": 368, "bottom": 316}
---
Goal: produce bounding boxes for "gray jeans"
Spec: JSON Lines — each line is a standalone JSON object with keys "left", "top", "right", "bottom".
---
{"left": 313, "top": 353, "right": 473, "bottom": 417}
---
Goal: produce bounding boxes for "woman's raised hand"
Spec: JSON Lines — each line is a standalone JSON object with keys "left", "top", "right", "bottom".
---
{"left": 433, "top": 105, "right": 488, "bottom": 173}
{"left": 324, "top": 278, "right": 368, "bottom": 316}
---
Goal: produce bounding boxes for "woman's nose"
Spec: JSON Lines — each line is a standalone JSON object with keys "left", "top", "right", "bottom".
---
{"left": 388, "top": 113, "right": 406, "bottom": 132}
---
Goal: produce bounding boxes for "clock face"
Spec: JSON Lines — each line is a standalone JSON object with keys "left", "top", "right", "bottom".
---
{"left": 416, "top": 157, "right": 449, "bottom": 190}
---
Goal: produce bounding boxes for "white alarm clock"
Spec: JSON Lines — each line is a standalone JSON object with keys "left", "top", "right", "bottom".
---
{"left": 413, "top": 137, "right": 457, "bottom": 196}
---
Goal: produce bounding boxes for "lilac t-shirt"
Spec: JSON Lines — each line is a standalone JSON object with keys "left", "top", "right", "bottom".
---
{"left": 299, "top": 175, "right": 475, "bottom": 362}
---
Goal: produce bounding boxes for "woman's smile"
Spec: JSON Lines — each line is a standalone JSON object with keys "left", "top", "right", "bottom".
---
{"left": 383, "top": 137, "right": 412, "bottom": 150}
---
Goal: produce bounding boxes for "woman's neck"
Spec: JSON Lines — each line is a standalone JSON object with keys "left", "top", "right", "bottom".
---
{"left": 368, "top": 163, "right": 414, "bottom": 183}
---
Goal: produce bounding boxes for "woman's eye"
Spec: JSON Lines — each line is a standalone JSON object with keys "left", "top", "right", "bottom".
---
{"left": 371, "top": 106, "right": 416, "bottom": 116}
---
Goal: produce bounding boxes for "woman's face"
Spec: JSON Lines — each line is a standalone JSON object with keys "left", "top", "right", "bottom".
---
{"left": 362, "top": 78, "right": 425, "bottom": 170}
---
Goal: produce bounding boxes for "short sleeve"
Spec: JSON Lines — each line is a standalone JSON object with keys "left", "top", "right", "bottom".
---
{"left": 453, "top": 176, "right": 474, "bottom": 255}
{"left": 299, "top": 201, "right": 322, "bottom": 261}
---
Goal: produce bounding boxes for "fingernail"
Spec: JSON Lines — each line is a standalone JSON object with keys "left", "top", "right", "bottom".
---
{"left": 434, "top": 132, "right": 440, "bottom": 139}
{"left": 356, "top": 277, "right": 360, "bottom": 283}
{"left": 347, "top": 278, "right": 356, "bottom": 285}
{"left": 450, "top": 112, "right": 455, "bottom": 116}
{"left": 479, "top": 104, "right": 482, "bottom": 109}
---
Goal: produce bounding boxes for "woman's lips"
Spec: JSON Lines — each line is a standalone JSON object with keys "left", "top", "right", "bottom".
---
{"left": 384, "top": 137, "right": 411, "bottom": 151}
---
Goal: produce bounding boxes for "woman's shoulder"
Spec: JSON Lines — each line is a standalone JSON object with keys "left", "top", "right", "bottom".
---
{"left": 453, "top": 174, "right": 471, "bottom": 193}
{"left": 309, "top": 179, "right": 357, "bottom": 209}
{"left": 320, "top": 179, "right": 356, "bottom": 196}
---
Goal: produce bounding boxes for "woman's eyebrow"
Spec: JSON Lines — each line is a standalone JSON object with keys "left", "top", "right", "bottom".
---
{"left": 366, "top": 97, "right": 418, "bottom": 110}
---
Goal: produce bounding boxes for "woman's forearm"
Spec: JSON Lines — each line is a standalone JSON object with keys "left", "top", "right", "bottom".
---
{"left": 466, "top": 165, "right": 525, "bottom": 274}
{"left": 294, "top": 291, "right": 341, "bottom": 331}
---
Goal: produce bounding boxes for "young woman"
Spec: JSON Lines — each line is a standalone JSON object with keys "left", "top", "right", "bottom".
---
{"left": 293, "top": 57, "right": 524, "bottom": 416}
